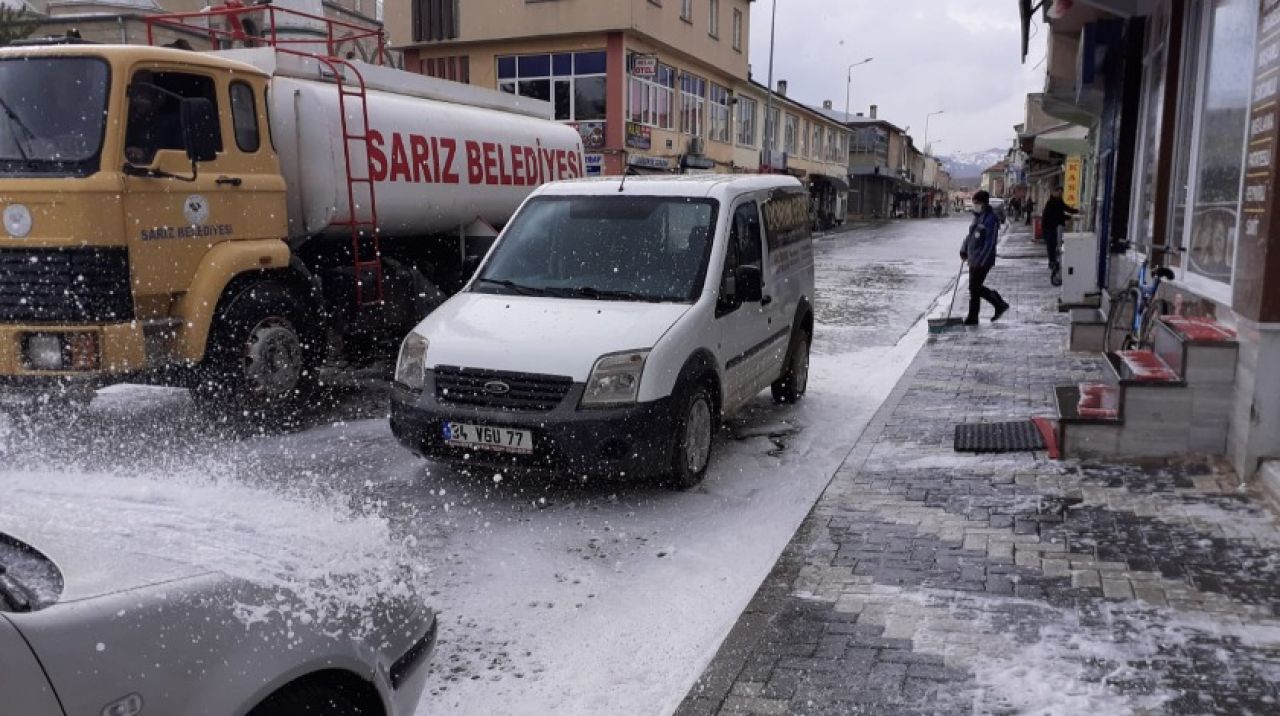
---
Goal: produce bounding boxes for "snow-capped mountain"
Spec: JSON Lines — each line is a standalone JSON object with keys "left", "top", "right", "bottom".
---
{"left": 941, "top": 148, "right": 1008, "bottom": 180}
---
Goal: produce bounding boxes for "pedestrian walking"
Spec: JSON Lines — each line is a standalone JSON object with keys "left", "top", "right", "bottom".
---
{"left": 1025, "top": 197, "right": 1035, "bottom": 226}
{"left": 1041, "top": 186, "right": 1079, "bottom": 286}
{"left": 961, "top": 191, "right": 1010, "bottom": 325}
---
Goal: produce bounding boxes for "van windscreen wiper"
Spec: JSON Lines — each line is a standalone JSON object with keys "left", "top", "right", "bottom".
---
{"left": 568, "top": 286, "right": 665, "bottom": 303}
{"left": 472, "top": 278, "right": 550, "bottom": 296}
{"left": 0, "top": 565, "right": 35, "bottom": 613}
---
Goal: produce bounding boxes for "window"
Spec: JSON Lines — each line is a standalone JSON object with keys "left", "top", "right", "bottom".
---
{"left": 708, "top": 0, "right": 720, "bottom": 37}
{"left": 420, "top": 55, "right": 470, "bottom": 83}
{"left": 732, "top": 9, "right": 742, "bottom": 51}
{"left": 681, "top": 0, "right": 692, "bottom": 21}
{"left": 708, "top": 84, "right": 730, "bottom": 143}
{"left": 800, "top": 119, "right": 809, "bottom": 157}
{"left": 826, "top": 128, "right": 837, "bottom": 162}
{"left": 629, "top": 60, "right": 676, "bottom": 129}
{"left": 680, "top": 72, "right": 707, "bottom": 136}
{"left": 783, "top": 114, "right": 798, "bottom": 154}
{"left": 125, "top": 70, "right": 221, "bottom": 165}
{"left": 230, "top": 81, "right": 259, "bottom": 152}
{"left": 1130, "top": 3, "right": 1171, "bottom": 249}
{"left": 764, "top": 106, "right": 779, "bottom": 150}
{"left": 810, "top": 123, "right": 822, "bottom": 160}
{"left": 719, "top": 201, "right": 762, "bottom": 314}
{"left": 1179, "top": 0, "right": 1256, "bottom": 290}
{"left": 735, "top": 96, "right": 757, "bottom": 147}
{"left": 498, "top": 51, "right": 606, "bottom": 122}
{"left": 411, "top": 0, "right": 458, "bottom": 42}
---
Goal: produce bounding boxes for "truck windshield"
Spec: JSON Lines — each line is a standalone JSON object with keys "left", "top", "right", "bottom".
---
{"left": 474, "top": 196, "right": 719, "bottom": 303}
{"left": 0, "top": 57, "right": 109, "bottom": 176}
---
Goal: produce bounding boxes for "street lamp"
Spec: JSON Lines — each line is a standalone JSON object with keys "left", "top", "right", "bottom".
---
{"left": 843, "top": 57, "right": 874, "bottom": 121}
{"left": 923, "top": 110, "right": 944, "bottom": 158}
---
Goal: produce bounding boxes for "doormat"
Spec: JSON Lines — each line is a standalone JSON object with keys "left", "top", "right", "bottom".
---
{"left": 954, "top": 420, "right": 1047, "bottom": 453}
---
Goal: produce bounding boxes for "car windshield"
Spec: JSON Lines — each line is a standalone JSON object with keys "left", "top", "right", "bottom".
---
{"left": 0, "top": 57, "right": 110, "bottom": 176}
{"left": 474, "top": 195, "right": 719, "bottom": 303}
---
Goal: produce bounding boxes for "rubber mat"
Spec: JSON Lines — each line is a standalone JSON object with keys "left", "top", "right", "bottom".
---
{"left": 954, "top": 420, "right": 1047, "bottom": 453}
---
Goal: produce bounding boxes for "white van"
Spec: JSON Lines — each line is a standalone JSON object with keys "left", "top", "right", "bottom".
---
{"left": 389, "top": 175, "right": 815, "bottom": 488}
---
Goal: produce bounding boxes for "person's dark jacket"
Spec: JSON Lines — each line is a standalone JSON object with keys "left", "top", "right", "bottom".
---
{"left": 1041, "top": 196, "right": 1078, "bottom": 230}
{"left": 963, "top": 206, "right": 1000, "bottom": 269}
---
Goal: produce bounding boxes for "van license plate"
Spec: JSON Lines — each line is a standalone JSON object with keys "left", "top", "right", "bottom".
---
{"left": 443, "top": 422, "right": 533, "bottom": 455}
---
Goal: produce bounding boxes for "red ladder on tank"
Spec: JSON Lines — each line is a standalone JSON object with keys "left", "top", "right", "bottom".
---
{"left": 144, "top": 4, "right": 388, "bottom": 307}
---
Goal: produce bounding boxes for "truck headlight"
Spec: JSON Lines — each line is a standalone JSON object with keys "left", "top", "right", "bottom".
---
{"left": 395, "top": 333, "right": 429, "bottom": 390}
{"left": 24, "top": 334, "right": 63, "bottom": 370}
{"left": 22, "top": 332, "right": 99, "bottom": 371}
{"left": 580, "top": 350, "right": 648, "bottom": 407}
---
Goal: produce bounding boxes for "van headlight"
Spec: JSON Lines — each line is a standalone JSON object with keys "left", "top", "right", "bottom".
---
{"left": 580, "top": 350, "right": 648, "bottom": 407}
{"left": 395, "top": 333, "right": 429, "bottom": 390}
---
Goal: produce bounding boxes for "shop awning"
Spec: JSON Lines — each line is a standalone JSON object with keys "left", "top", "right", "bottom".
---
{"left": 811, "top": 174, "right": 849, "bottom": 191}
{"left": 1034, "top": 123, "right": 1090, "bottom": 156}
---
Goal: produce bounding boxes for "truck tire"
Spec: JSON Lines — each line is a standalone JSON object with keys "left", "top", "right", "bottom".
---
{"left": 771, "top": 328, "right": 811, "bottom": 404}
{"left": 667, "top": 381, "right": 716, "bottom": 490}
{"left": 197, "top": 281, "right": 316, "bottom": 423}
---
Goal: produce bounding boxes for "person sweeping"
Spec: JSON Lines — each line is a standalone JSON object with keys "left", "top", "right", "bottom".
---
{"left": 961, "top": 190, "right": 1010, "bottom": 325}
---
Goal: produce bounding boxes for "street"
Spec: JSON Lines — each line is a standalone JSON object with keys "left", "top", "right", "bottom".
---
{"left": 0, "top": 217, "right": 968, "bottom": 715}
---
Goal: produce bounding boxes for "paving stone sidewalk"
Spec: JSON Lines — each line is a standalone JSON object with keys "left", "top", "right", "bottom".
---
{"left": 677, "top": 229, "right": 1280, "bottom": 716}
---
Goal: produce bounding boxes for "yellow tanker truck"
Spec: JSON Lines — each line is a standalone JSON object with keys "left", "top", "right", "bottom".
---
{"left": 0, "top": 11, "right": 584, "bottom": 421}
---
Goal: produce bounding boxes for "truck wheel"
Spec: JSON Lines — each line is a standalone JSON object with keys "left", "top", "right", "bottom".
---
{"left": 771, "top": 329, "right": 811, "bottom": 404}
{"left": 198, "top": 281, "right": 315, "bottom": 422}
{"left": 667, "top": 382, "right": 715, "bottom": 490}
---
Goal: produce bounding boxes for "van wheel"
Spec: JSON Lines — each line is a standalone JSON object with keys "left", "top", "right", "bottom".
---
{"left": 667, "top": 383, "right": 715, "bottom": 490}
{"left": 197, "top": 281, "right": 315, "bottom": 424}
{"left": 771, "top": 329, "right": 811, "bottom": 404}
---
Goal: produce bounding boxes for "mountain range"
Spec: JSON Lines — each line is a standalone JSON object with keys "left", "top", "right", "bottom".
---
{"left": 940, "top": 148, "right": 1008, "bottom": 181}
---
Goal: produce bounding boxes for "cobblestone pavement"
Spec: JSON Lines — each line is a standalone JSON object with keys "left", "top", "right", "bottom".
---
{"left": 677, "top": 230, "right": 1280, "bottom": 716}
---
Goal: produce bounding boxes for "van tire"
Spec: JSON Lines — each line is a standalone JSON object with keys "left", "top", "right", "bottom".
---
{"left": 667, "top": 382, "right": 716, "bottom": 490}
{"left": 196, "top": 281, "right": 316, "bottom": 424}
{"left": 771, "top": 328, "right": 811, "bottom": 404}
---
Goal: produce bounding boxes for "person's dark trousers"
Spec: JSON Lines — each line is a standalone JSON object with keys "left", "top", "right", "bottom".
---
{"left": 967, "top": 265, "right": 1007, "bottom": 323}
{"left": 1043, "top": 223, "right": 1061, "bottom": 270}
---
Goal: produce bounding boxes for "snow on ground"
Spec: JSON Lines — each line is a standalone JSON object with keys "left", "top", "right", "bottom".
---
{"left": 0, "top": 218, "right": 967, "bottom": 715}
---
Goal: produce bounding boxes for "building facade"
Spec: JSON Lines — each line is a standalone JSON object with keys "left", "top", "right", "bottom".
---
{"left": 388, "top": 0, "right": 850, "bottom": 224}
{"left": 1015, "top": 0, "right": 1280, "bottom": 487}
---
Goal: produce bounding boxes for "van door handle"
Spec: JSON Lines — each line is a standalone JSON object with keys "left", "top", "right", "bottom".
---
{"left": 761, "top": 295, "right": 773, "bottom": 306}
{"left": 216, "top": 176, "right": 243, "bottom": 187}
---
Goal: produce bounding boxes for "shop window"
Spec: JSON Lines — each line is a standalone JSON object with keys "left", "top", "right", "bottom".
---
{"left": 498, "top": 51, "right": 607, "bottom": 122}
{"left": 629, "top": 60, "right": 676, "bottom": 129}
{"left": 681, "top": 72, "right": 707, "bottom": 136}
{"left": 1130, "top": 3, "right": 1172, "bottom": 250}
{"left": 1179, "top": 0, "right": 1256, "bottom": 289}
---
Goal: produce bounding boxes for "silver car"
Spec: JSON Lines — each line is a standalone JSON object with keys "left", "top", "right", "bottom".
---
{"left": 0, "top": 513, "right": 435, "bottom": 715}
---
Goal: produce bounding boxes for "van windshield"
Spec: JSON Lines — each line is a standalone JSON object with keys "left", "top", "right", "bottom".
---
{"left": 473, "top": 196, "right": 719, "bottom": 303}
{"left": 0, "top": 57, "right": 110, "bottom": 176}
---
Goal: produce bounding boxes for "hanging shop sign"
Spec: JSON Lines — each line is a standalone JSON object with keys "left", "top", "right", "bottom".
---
{"left": 631, "top": 54, "right": 658, "bottom": 78}
{"left": 573, "top": 121, "right": 606, "bottom": 150}
{"left": 625, "top": 122, "right": 652, "bottom": 150}
{"left": 1063, "top": 155, "right": 1083, "bottom": 207}
{"left": 627, "top": 154, "right": 671, "bottom": 170}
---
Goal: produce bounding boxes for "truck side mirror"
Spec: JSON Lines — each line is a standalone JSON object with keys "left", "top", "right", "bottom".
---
{"left": 180, "top": 98, "right": 219, "bottom": 163}
{"left": 734, "top": 264, "right": 764, "bottom": 303}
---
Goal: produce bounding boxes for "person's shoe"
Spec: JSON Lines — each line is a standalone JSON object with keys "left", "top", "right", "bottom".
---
{"left": 991, "top": 302, "right": 1010, "bottom": 322}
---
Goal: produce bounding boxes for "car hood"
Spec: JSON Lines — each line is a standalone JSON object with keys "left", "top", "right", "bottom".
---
{"left": 418, "top": 292, "right": 693, "bottom": 380}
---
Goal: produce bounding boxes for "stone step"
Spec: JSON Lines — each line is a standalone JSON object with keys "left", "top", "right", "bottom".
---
{"left": 1105, "top": 350, "right": 1182, "bottom": 385}
{"left": 1069, "top": 308, "right": 1107, "bottom": 353}
{"left": 1077, "top": 381, "right": 1119, "bottom": 420}
{"left": 1153, "top": 317, "right": 1238, "bottom": 386}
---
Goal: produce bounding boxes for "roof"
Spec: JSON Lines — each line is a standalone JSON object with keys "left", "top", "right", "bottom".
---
{"left": 535, "top": 174, "right": 805, "bottom": 199}
{"left": 809, "top": 106, "right": 908, "bottom": 135}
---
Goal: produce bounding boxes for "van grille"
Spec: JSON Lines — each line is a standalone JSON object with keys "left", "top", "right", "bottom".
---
{"left": 0, "top": 247, "right": 134, "bottom": 322}
{"left": 434, "top": 366, "right": 573, "bottom": 412}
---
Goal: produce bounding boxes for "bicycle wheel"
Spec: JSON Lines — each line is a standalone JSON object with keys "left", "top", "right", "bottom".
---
{"left": 1105, "top": 288, "right": 1140, "bottom": 352}
{"left": 1135, "top": 298, "right": 1167, "bottom": 351}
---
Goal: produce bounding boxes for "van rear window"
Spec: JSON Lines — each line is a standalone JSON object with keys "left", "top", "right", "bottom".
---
{"left": 762, "top": 190, "right": 810, "bottom": 251}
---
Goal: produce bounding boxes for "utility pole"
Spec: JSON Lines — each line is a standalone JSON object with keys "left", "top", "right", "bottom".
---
{"left": 764, "top": 0, "right": 778, "bottom": 165}
{"left": 843, "top": 57, "right": 873, "bottom": 121}
{"left": 923, "top": 109, "right": 944, "bottom": 158}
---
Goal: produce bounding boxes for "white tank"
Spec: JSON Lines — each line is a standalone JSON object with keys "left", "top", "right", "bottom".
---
{"left": 222, "top": 50, "right": 586, "bottom": 239}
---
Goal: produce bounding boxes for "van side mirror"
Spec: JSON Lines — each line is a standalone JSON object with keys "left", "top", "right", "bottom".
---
{"left": 180, "top": 98, "right": 219, "bottom": 163}
{"left": 734, "top": 264, "right": 764, "bottom": 303}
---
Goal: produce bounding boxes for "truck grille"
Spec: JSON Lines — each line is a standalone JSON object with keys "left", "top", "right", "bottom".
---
{"left": 434, "top": 366, "right": 573, "bottom": 412}
{"left": 0, "top": 247, "right": 134, "bottom": 322}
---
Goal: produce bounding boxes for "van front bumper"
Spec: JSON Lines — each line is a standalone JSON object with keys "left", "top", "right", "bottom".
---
{"left": 389, "top": 379, "right": 678, "bottom": 478}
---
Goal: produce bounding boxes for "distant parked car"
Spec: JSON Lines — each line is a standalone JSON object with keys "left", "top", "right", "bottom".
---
{"left": 989, "top": 198, "right": 1008, "bottom": 223}
{"left": 1, "top": 512, "right": 435, "bottom": 715}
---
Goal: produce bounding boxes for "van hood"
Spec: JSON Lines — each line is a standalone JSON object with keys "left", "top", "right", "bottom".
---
{"left": 418, "top": 292, "right": 693, "bottom": 381}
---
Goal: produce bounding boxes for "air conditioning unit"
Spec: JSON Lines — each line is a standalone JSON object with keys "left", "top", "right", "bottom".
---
{"left": 687, "top": 137, "right": 705, "bottom": 155}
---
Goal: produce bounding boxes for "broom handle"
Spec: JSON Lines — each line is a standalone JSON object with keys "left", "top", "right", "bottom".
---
{"left": 945, "top": 260, "right": 966, "bottom": 322}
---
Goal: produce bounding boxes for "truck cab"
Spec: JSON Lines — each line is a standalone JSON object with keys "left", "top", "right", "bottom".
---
{"left": 0, "top": 45, "right": 291, "bottom": 410}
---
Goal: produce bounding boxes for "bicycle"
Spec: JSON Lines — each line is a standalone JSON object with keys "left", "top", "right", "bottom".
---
{"left": 1104, "top": 245, "right": 1181, "bottom": 352}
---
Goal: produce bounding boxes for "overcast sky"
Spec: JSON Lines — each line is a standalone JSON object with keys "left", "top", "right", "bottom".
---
{"left": 748, "top": 0, "right": 1049, "bottom": 157}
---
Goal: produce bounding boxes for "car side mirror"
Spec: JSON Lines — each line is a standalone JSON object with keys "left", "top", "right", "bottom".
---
{"left": 180, "top": 97, "right": 219, "bottom": 163}
{"left": 734, "top": 264, "right": 764, "bottom": 303}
